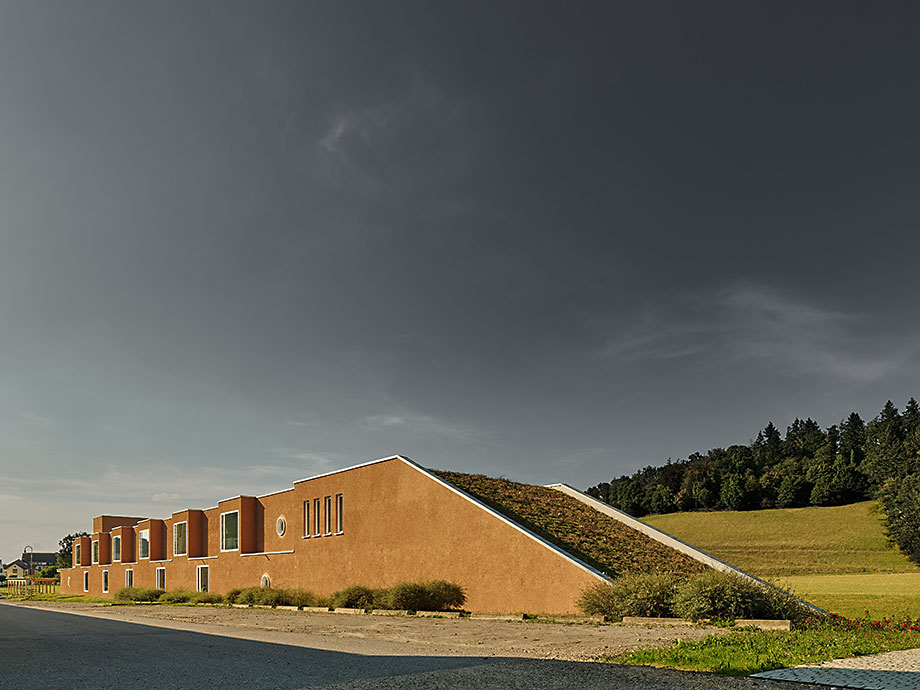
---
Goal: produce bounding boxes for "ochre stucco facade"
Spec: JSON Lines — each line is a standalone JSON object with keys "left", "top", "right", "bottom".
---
{"left": 60, "top": 456, "right": 606, "bottom": 614}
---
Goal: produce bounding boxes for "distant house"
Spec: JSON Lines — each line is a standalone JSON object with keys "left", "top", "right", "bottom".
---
{"left": 3, "top": 560, "right": 30, "bottom": 579}
{"left": 21, "top": 552, "right": 58, "bottom": 572}
{"left": 60, "top": 455, "right": 758, "bottom": 613}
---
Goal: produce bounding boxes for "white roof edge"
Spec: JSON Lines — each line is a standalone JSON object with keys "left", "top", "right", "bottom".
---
{"left": 402, "top": 459, "right": 610, "bottom": 583}
{"left": 546, "top": 483, "right": 827, "bottom": 615}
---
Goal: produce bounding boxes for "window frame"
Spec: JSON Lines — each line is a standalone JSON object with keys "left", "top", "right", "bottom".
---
{"left": 323, "top": 495, "right": 332, "bottom": 536}
{"left": 155, "top": 567, "right": 166, "bottom": 590}
{"left": 112, "top": 535, "right": 122, "bottom": 562}
{"left": 102, "top": 569, "right": 109, "bottom": 593}
{"left": 83, "top": 571, "right": 89, "bottom": 592}
{"left": 74, "top": 543, "right": 81, "bottom": 566}
{"left": 335, "top": 493, "right": 343, "bottom": 534}
{"left": 125, "top": 569, "right": 133, "bottom": 588}
{"left": 91, "top": 539, "right": 99, "bottom": 564}
{"left": 303, "top": 501, "right": 310, "bottom": 538}
{"left": 313, "top": 498, "right": 321, "bottom": 536}
{"left": 173, "top": 521, "right": 188, "bottom": 557}
{"left": 196, "top": 565, "right": 209, "bottom": 592}
{"left": 220, "top": 510, "right": 239, "bottom": 552}
{"left": 138, "top": 528, "right": 150, "bottom": 560}
{"left": 276, "top": 516, "right": 286, "bottom": 536}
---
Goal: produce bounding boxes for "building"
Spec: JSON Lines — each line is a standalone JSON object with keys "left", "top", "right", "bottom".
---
{"left": 21, "top": 551, "right": 58, "bottom": 572}
{"left": 59, "top": 455, "right": 750, "bottom": 614}
{"left": 3, "top": 560, "right": 30, "bottom": 579}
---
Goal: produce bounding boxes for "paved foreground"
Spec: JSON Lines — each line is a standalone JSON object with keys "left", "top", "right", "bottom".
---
{"left": 753, "top": 647, "right": 920, "bottom": 689}
{"left": 0, "top": 603, "right": 798, "bottom": 689}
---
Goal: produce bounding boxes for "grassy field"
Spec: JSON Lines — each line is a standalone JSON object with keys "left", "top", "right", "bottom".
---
{"left": 643, "top": 501, "right": 920, "bottom": 618}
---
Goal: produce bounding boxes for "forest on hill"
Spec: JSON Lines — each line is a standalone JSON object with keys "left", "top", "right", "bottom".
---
{"left": 586, "top": 398, "right": 920, "bottom": 562}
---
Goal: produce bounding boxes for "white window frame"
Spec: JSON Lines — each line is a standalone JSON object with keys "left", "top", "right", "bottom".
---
{"left": 155, "top": 567, "right": 166, "bottom": 590}
{"left": 125, "top": 569, "right": 133, "bottom": 588}
{"left": 102, "top": 570, "right": 109, "bottom": 593}
{"left": 335, "top": 493, "right": 343, "bottom": 534}
{"left": 92, "top": 540, "right": 99, "bottom": 564}
{"left": 303, "top": 501, "right": 310, "bottom": 538}
{"left": 173, "top": 521, "right": 188, "bottom": 556}
{"left": 323, "top": 495, "right": 332, "bottom": 536}
{"left": 196, "top": 565, "right": 209, "bottom": 592}
{"left": 313, "top": 498, "right": 320, "bottom": 536}
{"left": 112, "top": 535, "right": 121, "bottom": 562}
{"left": 138, "top": 529, "right": 150, "bottom": 560}
{"left": 83, "top": 571, "right": 89, "bottom": 592}
{"left": 74, "top": 543, "right": 81, "bottom": 566}
{"left": 220, "top": 510, "right": 239, "bottom": 552}
{"left": 276, "top": 516, "right": 286, "bottom": 537}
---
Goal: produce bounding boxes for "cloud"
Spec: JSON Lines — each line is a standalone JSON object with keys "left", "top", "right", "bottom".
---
{"left": 360, "top": 412, "right": 475, "bottom": 440}
{"left": 603, "top": 284, "right": 919, "bottom": 382}
{"left": 22, "top": 412, "right": 53, "bottom": 426}
{"left": 152, "top": 492, "right": 179, "bottom": 503}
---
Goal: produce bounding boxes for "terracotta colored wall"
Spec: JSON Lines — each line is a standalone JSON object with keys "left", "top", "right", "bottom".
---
{"left": 59, "top": 458, "right": 604, "bottom": 613}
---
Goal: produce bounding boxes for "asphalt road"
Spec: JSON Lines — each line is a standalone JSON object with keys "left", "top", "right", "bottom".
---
{"left": 0, "top": 603, "right": 798, "bottom": 689}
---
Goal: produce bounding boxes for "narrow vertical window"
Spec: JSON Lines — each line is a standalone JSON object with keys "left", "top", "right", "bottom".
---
{"left": 220, "top": 511, "right": 239, "bottom": 551}
{"left": 156, "top": 567, "right": 166, "bottom": 590}
{"left": 324, "top": 495, "right": 332, "bottom": 536}
{"left": 102, "top": 570, "right": 109, "bottom": 593}
{"left": 313, "top": 498, "right": 321, "bottom": 536}
{"left": 74, "top": 543, "right": 81, "bottom": 566}
{"left": 173, "top": 521, "right": 187, "bottom": 556}
{"left": 112, "top": 536, "right": 121, "bottom": 562}
{"left": 92, "top": 540, "right": 99, "bottom": 564}
{"left": 335, "top": 493, "right": 343, "bottom": 534}
{"left": 83, "top": 571, "right": 89, "bottom": 592}
{"left": 197, "top": 565, "right": 209, "bottom": 592}
{"left": 139, "top": 529, "right": 150, "bottom": 559}
{"left": 303, "top": 501, "right": 310, "bottom": 538}
{"left": 125, "top": 569, "right": 133, "bottom": 588}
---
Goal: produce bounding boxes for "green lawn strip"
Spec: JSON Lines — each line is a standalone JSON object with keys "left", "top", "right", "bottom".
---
{"left": 781, "top": 573, "right": 920, "bottom": 619}
{"left": 612, "top": 627, "right": 920, "bottom": 676}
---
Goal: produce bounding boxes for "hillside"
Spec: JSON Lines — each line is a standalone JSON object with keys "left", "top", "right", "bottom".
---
{"left": 433, "top": 471, "right": 707, "bottom": 578}
{"left": 644, "top": 501, "right": 918, "bottom": 576}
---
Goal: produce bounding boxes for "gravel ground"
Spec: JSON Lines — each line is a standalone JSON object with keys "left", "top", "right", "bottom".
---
{"left": 2, "top": 601, "right": 805, "bottom": 689}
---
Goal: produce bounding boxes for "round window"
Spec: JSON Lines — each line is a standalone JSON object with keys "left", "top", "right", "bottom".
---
{"left": 276, "top": 516, "right": 286, "bottom": 536}
{"left": 261, "top": 574, "right": 271, "bottom": 588}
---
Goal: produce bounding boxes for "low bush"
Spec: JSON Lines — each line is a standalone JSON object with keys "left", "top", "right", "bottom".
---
{"left": 579, "top": 570, "right": 814, "bottom": 622}
{"left": 328, "top": 581, "right": 466, "bottom": 612}
{"left": 114, "top": 587, "right": 165, "bottom": 603}
{"left": 331, "top": 585, "right": 377, "bottom": 610}
{"left": 190, "top": 591, "right": 224, "bottom": 604}
{"left": 579, "top": 573, "right": 679, "bottom": 618}
{"left": 158, "top": 589, "right": 196, "bottom": 604}
{"left": 223, "top": 586, "right": 323, "bottom": 608}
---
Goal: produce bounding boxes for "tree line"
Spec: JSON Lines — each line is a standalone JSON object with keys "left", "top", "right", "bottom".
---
{"left": 586, "top": 398, "right": 920, "bottom": 561}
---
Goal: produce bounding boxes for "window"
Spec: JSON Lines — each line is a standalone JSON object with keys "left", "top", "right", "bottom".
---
{"left": 155, "top": 567, "right": 166, "bottom": 590}
{"left": 260, "top": 574, "right": 270, "bottom": 588}
{"left": 173, "top": 521, "right": 187, "bottom": 556}
{"left": 276, "top": 516, "right": 286, "bottom": 537}
{"left": 324, "top": 496, "right": 332, "bottom": 535}
{"left": 83, "top": 571, "right": 89, "bottom": 592}
{"left": 102, "top": 570, "right": 109, "bottom": 593}
{"left": 313, "top": 498, "right": 321, "bottom": 536}
{"left": 197, "top": 565, "right": 209, "bottom": 592}
{"left": 74, "top": 543, "right": 81, "bottom": 566}
{"left": 92, "top": 540, "right": 99, "bottom": 564}
{"left": 303, "top": 501, "right": 310, "bottom": 538}
{"left": 112, "top": 536, "right": 121, "bottom": 562}
{"left": 220, "top": 511, "right": 239, "bottom": 551}
{"left": 335, "top": 493, "right": 343, "bottom": 534}
{"left": 139, "top": 529, "right": 150, "bottom": 559}
{"left": 125, "top": 569, "right": 133, "bottom": 588}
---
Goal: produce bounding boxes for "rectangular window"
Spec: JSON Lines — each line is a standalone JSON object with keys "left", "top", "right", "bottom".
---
{"left": 303, "top": 501, "right": 310, "bottom": 537}
{"left": 112, "top": 536, "right": 121, "bottom": 562}
{"left": 155, "top": 567, "right": 166, "bottom": 590}
{"left": 83, "top": 571, "right": 89, "bottom": 592}
{"left": 91, "top": 540, "right": 99, "bottom": 564}
{"left": 313, "top": 498, "right": 321, "bottom": 536}
{"left": 324, "top": 495, "right": 332, "bottom": 536}
{"left": 173, "top": 521, "right": 187, "bottom": 556}
{"left": 139, "top": 529, "right": 150, "bottom": 559}
{"left": 125, "top": 569, "right": 133, "bottom": 588}
{"left": 102, "top": 570, "right": 109, "bottom": 593}
{"left": 197, "top": 565, "right": 209, "bottom": 592}
{"left": 220, "top": 511, "right": 239, "bottom": 551}
{"left": 335, "top": 493, "right": 343, "bottom": 534}
{"left": 75, "top": 543, "right": 81, "bottom": 566}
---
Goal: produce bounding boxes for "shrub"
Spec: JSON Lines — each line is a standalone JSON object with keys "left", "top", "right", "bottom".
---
{"left": 423, "top": 580, "right": 466, "bottom": 610}
{"left": 672, "top": 571, "right": 812, "bottom": 622}
{"left": 383, "top": 581, "right": 465, "bottom": 611}
{"left": 114, "top": 587, "right": 165, "bottom": 603}
{"left": 190, "top": 591, "right": 224, "bottom": 604}
{"left": 579, "top": 573, "right": 680, "bottom": 618}
{"left": 331, "top": 585, "right": 376, "bottom": 610}
{"left": 158, "top": 589, "right": 195, "bottom": 604}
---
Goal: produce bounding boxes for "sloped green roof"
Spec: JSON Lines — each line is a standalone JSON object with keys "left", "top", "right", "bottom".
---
{"left": 433, "top": 470, "right": 707, "bottom": 578}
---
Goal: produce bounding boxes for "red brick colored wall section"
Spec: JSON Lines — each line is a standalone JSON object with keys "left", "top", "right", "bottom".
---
{"left": 60, "top": 457, "right": 606, "bottom": 613}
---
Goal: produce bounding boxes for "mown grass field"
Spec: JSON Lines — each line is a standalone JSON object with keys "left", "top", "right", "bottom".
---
{"left": 644, "top": 501, "right": 920, "bottom": 618}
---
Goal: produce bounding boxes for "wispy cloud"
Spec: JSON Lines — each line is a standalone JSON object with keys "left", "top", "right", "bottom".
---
{"left": 603, "top": 284, "right": 918, "bottom": 382}
{"left": 22, "top": 412, "right": 53, "bottom": 426}
{"left": 360, "top": 412, "right": 475, "bottom": 441}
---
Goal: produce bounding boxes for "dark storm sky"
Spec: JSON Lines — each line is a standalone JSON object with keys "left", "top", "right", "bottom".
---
{"left": 2, "top": 1, "right": 919, "bottom": 560}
